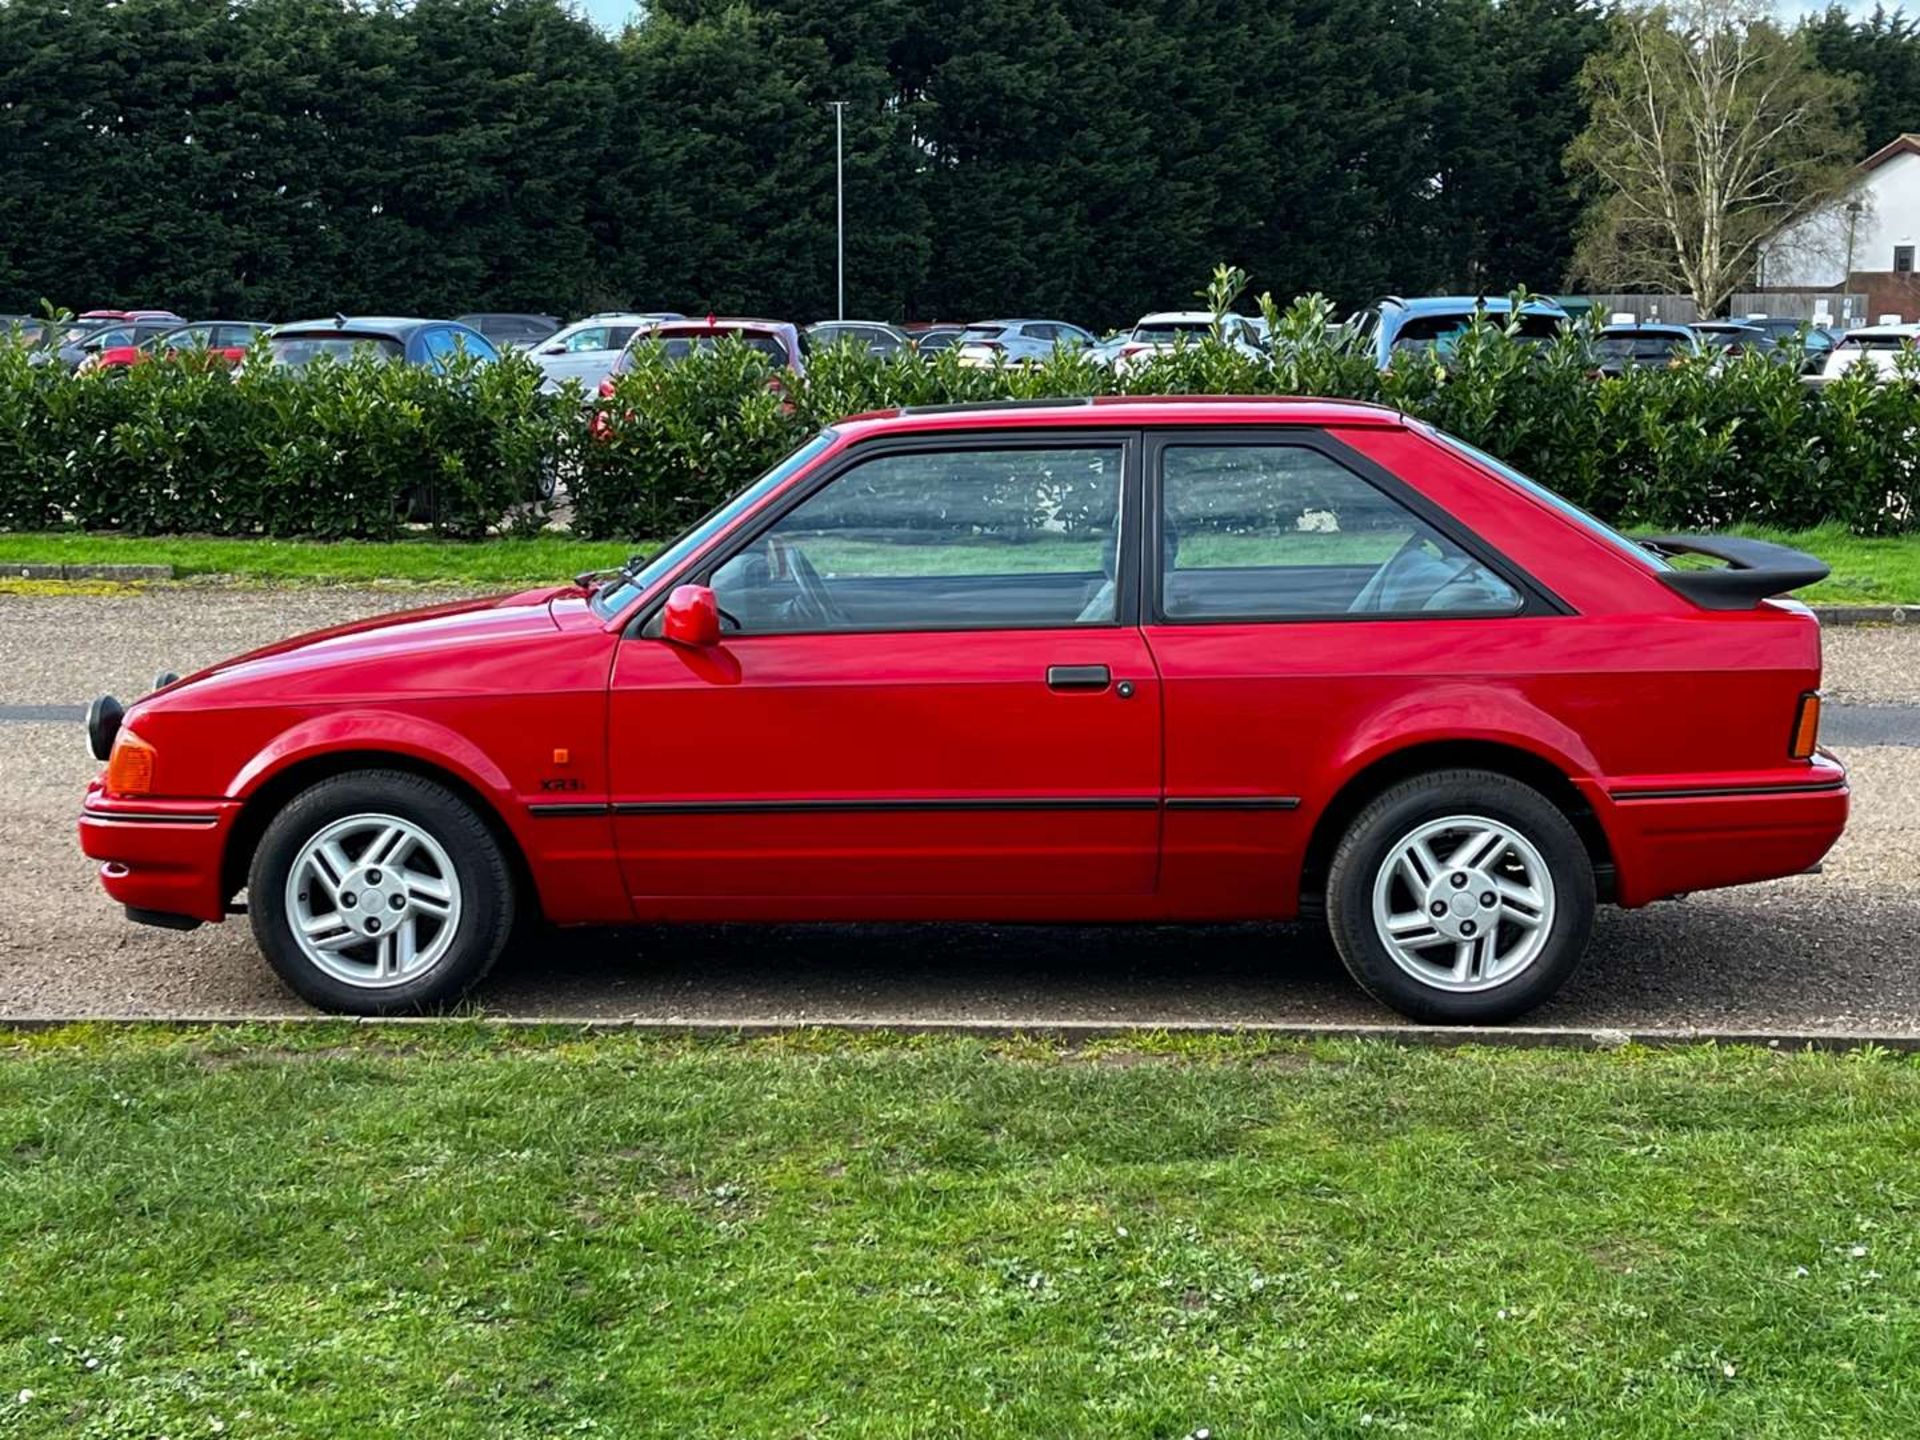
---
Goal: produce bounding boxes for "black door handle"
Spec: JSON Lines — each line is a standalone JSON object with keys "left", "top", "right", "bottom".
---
{"left": 1047, "top": 664, "right": 1111, "bottom": 692}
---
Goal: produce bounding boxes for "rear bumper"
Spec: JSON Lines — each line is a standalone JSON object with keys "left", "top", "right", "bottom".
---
{"left": 78, "top": 785, "right": 238, "bottom": 924}
{"left": 1604, "top": 754, "right": 1849, "bottom": 906}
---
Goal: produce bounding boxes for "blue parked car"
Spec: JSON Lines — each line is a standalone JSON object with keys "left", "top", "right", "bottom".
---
{"left": 1350, "top": 295, "right": 1570, "bottom": 369}
{"left": 265, "top": 316, "right": 501, "bottom": 372}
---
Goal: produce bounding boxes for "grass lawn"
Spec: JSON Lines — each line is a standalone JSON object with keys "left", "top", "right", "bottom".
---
{"left": 3, "top": 1027, "right": 1918, "bottom": 1437}
{"left": 0, "top": 524, "right": 1917, "bottom": 603}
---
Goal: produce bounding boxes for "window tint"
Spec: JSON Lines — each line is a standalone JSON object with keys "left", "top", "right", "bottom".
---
{"left": 564, "top": 326, "right": 609, "bottom": 352}
{"left": 1158, "top": 444, "right": 1521, "bottom": 619}
{"left": 710, "top": 446, "right": 1125, "bottom": 634}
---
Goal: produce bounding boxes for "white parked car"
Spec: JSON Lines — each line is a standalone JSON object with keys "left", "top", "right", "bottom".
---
{"left": 1820, "top": 323, "right": 1920, "bottom": 382}
{"left": 1111, "top": 310, "right": 1266, "bottom": 374}
{"left": 952, "top": 319, "right": 1096, "bottom": 368}
{"left": 532, "top": 312, "right": 683, "bottom": 391}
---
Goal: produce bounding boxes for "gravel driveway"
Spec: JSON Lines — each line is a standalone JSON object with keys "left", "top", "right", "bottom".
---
{"left": 3, "top": 585, "right": 1916, "bottom": 1029}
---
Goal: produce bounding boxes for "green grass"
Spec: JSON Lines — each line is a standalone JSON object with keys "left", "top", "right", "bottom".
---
{"left": 3, "top": 1026, "right": 1919, "bottom": 1437}
{"left": 0, "top": 524, "right": 1916, "bottom": 602}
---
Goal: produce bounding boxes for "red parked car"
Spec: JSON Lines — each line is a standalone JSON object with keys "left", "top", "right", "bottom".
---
{"left": 78, "top": 397, "right": 1847, "bottom": 1022}
{"left": 84, "top": 321, "right": 270, "bottom": 372}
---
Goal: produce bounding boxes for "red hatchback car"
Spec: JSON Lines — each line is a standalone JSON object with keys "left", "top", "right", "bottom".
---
{"left": 79, "top": 397, "right": 1847, "bottom": 1022}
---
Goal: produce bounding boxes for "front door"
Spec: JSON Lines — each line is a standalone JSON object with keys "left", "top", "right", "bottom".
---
{"left": 607, "top": 434, "right": 1162, "bottom": 915}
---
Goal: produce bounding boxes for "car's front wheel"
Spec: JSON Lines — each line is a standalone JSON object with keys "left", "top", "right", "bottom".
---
{"left": 247, "top": 770, "right": 516, "bottom": 1015}
{"left": 1325, "top": 769, "right": 1595, "bottom": 1024}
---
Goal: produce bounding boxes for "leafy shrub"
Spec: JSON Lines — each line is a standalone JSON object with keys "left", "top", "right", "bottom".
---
{"left": 4, "top": 285, "right": 1919, "bottom": 542}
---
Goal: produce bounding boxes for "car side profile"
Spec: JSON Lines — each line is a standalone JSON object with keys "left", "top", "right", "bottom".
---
{"left": 807, "top": 321, "right": 912, "bottom": 357}
{"left": 80, "top": 397, "right": 1846, "bottom": 1024}
{"left": 1353, "top": 296, "right": 1570, "bottom": 369}
{"left": 953, "top": 319, "right": 1096, "bottom": 367}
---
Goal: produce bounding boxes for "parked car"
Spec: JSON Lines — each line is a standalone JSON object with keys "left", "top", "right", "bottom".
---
{"left": 1591, "top": 323, "right": 1703, "bottom": 375}
{"left": 953, "top": 319, "right": 1096, "bottom": 368}
{"left": 806, "top": 321, "right": 911, "bottom": 357}
{"left": 602, "top": 317, "right": 805, "bottom": 392}
{"left": 531, "top": 313, "right": 682, "bottom": 391}
{"left": 86, "top": 321, "right": 269, "bottom": 372}
{"left": 455, "top": 313, "right": 562, "bottom": 350}
{"left": 1818, "top": 323, "right": 1920, "bottom": 382}
{"left": 79, "top": 396, "right": 1845, "bottom": 1024}
{"left": 0, "top": 315, "right": 56, "bottom": 347}
{"left": 54, "top": 317, "right": 193, "bottom": 371}
{"left": 265, "top": 317, "right": 500, "bottom": 371}
{"left": 78, "top": 308, "right": 184, "bottom": 324}
{"left": 904, "top": 323, "right": 966, "bottom": 352}
{"left": 1355, "top": 296, "right": 1570, "bottom": 368}
{"left": 1110, "top": 311, "right": 1266, "bottom": 374}
{"left": 1696, "top": 315, "right": 1835, "bottom": 372}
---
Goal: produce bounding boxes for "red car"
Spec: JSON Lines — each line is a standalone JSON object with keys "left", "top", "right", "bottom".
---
{"left": 84, "top": 321, "right": 270, "bottom": 372}
{"left": 78, "top": 397, "right": 1847, "bottom": 1022}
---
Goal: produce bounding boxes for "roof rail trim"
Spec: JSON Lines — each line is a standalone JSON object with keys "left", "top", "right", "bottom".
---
{"left": 897, "top": 397, "right": 1096, "bottom": 416}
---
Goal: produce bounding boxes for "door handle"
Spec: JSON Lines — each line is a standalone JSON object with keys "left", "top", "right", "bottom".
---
{"left": 1047, "top": 664, "right": 1111, "bottom": 692}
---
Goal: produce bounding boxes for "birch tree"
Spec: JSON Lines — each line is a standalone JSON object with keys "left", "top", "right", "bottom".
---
{"left": 1567, "top": 0, "right": 1856, "bottom": 315}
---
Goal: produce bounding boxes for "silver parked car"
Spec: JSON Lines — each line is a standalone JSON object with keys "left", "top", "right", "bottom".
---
{"left": 953, "top": 318, "right": 1096, "bottom": 368}
{"left": 806, "top": 321, "right": 911, "bottom": 357}
{"left": 531, "top": 313, "right": 683, "bottom": 392}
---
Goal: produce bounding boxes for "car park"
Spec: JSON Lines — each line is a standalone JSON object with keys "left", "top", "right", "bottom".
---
{"left": 1591, "top": 323, "right": 1703, "bottom": 375}
{"left": 265, "top": 316, "right": 500, "bottom": 371}
{"left": 78, "top": 395, "right": 1845, "bottom": 1025}
{"left": 1818, "top": 323, "right": 1920, "bottom": 381}
{"left": 953, "top": 319, "right": 1097, "bottom": 367}
{"left": 531, "top": 312, "right": 682, "bottom": 391}
{"left": 1353, "top": 295, "right": 1570, "bottom": 369}
{"left": 807, "top": 321, "right": 911, "bottom": 357}
{"left": 1111, "top": 311, "right": 1266, "bottom": 373}
{"left": 455, "top": 312, "right": 563, "bottom": 350}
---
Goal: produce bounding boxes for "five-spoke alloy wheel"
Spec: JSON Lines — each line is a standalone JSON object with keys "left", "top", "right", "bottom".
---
{"left": 1327, "top": 769, "right": 1595, "bottom": 1023}
{"left": 250, "top": 770, "right": 516, "bottom": 1014}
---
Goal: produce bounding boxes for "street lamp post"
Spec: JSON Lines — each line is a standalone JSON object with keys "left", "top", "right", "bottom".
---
{"left": 829, "top": 100, "right": 847, "bottom": 321}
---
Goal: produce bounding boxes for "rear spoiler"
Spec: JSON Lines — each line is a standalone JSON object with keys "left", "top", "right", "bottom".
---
{"left": 1639, "top": 534, "right": 1830, "bottom": 610}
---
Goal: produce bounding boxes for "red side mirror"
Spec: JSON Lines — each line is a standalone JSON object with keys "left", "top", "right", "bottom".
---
{"left": 662, "top": 584, "right": 721, "bottom": 647}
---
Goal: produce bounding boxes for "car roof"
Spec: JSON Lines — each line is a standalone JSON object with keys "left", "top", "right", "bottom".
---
{"left": 1599, "top": 323, "right": 1692, "bottom": 336}
{"left": 828, "top": 395, "right": 1408, "bottom": 441}
{"left": 272, "top": 317, "right": 467, "bottom": 337}
{"left": 1841, "top": 323, "right": 1920, "bottom": 336}
{"left": 1689, "top": 321, "right": 1765, "bottom": 332}
{"left": 1135, "top": 311, "right": 1220, "bottom": 325}
{"left": 1384, "top": 295, "right": 1568, "bottom": 317}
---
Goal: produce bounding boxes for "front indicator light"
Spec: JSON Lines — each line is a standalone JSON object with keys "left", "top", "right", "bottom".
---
{"left": 1790, "top": 692, "right": 1822, "bottom": 759}
{"left": 106, "top": 729, "right": 157, "bottom": 796}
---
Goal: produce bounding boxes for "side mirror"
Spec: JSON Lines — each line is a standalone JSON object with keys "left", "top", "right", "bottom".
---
{"left": 541, "top": 342, "right": 566, "bottom": 355}
{"left": 662, "top": 584, "right": 721, "bottom": 647}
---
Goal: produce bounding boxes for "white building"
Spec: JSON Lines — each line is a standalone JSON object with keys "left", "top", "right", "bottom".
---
{"left": 1762, "top": 135, "right": 1920, "bottom": 303}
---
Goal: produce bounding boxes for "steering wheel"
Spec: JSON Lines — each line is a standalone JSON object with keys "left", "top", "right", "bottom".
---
{"left": 769, "top": 537, "right": 851, "bottom": 629}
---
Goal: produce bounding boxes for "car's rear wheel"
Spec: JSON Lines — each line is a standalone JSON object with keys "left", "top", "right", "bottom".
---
{"left": 1325, "top": 769, "right": 1595, "bottom": 1024}
{"left": 247, "top": 770, "right": 515, "bottom": 1015}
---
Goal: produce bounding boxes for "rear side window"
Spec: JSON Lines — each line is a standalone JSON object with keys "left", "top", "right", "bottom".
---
{"left": 1157, "top": 443, "right": 1521, "bottom": 620}
{"left": 710, "top": 446, "right": 1125, "bottom": 633}
{"left": 269, "top": 333, "right": 406, "bottom": 368}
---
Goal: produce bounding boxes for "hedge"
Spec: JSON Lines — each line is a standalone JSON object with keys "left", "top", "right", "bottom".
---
{"left": 4, "top": 291, "right": 1918, "bottom": 542}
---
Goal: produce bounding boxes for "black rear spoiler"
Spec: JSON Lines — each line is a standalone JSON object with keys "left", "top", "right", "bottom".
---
{"left": 1639, "top": 534, "right": 1830, "bottom": 610}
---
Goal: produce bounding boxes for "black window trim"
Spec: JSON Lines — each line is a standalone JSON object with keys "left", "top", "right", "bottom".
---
{"left": 1140, "top": 426, "right": 1571, "bottom": 626}
{"left": 628, "top": 427, "right": 1146, "bottom": 641}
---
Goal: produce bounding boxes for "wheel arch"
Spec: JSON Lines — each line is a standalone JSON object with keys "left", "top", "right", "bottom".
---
{"left": 219, "top": 749, "right": 540, "bottom": 923}
{"left": 1297, "top": 739, "right": 1616, "bottom": 914}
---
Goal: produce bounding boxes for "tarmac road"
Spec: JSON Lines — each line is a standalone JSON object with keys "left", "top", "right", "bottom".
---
{"left": 2, "top": 585, "right": 1915, "bottom": 1029}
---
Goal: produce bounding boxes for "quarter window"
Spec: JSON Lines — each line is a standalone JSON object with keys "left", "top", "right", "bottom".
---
{"left": 710, "top": 446, "right": 1125, "bottom": 633}
{"left": 1158, "top": 443, "right": 1521, "bottom": 619}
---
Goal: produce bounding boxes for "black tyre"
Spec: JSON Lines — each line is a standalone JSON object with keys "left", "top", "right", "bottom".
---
{"left": 1324, "top": 768, "right": 1595, "bottom": 1024}
{"left": 247, "top": 769, "right": 516, "bottom": 1015}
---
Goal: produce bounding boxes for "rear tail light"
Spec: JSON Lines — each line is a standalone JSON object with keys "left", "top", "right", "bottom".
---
{"left": 106, "top": 729, "right": 156, "bottom": 796}
{"left": 1790, "top": 692, "right": 1822, "bottom": 759}
{"left": 597, "top": 377, "right": 616, "bottom": 398}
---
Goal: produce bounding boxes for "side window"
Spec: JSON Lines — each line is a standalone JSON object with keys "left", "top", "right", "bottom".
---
{"left": 1158, "top": 443, "right": 1521, "bottom": 620}
{"left": 565, "top": 326, "right": 609, "bottom": 353}
{"left": 709, "top": 446, "right": 1125, "bottom": 634}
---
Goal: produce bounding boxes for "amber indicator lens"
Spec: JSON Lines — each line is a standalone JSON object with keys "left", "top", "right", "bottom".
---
{"left": 1790, "top": 692, "right": 1822, "bottom": 760}
{"left": 106, "top": 729, "right": 157, "bottom": 796}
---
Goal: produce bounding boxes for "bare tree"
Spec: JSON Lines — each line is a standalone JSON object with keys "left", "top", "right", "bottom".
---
{"left": 1567, "top": 0, "right": 1857, "bottom": 316}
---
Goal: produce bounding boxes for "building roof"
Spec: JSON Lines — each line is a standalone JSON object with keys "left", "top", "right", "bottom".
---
{"left": 1861, "top": 134, "right": 1920, "bottom": 171}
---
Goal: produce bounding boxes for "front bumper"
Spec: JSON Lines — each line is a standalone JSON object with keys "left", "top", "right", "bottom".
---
{"left": 78, "top": 782, "right": 240, "bottom": 925}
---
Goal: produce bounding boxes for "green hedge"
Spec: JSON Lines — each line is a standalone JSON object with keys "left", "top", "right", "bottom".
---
{"left": 5, "top": 294, "right": 1918, "bottom": 542}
